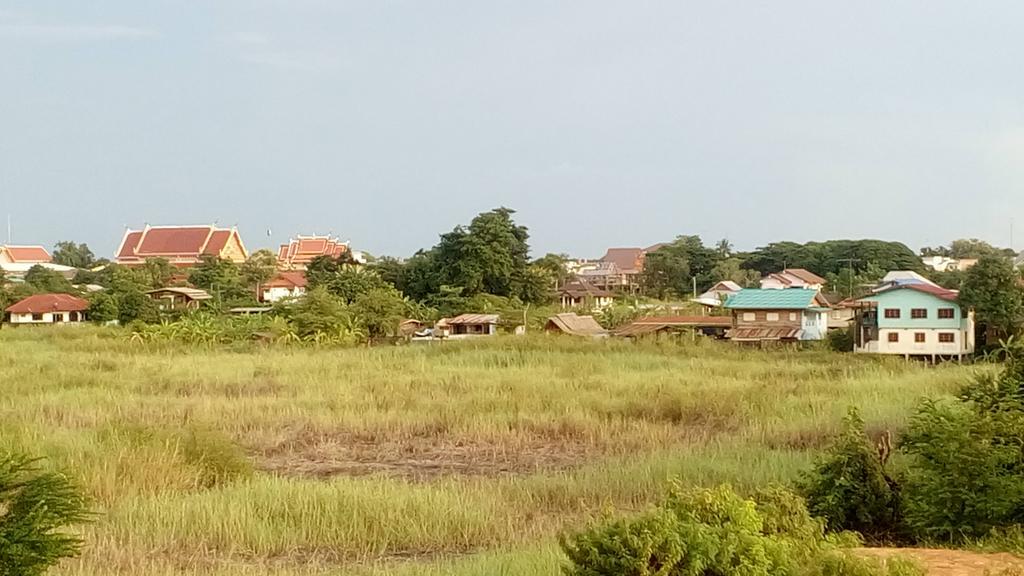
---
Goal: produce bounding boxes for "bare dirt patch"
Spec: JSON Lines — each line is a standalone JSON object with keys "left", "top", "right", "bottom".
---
{"left": 252, "top": 427, "right": 602, "bottom": 480}
{"left": 858, "top": 547, "right": 1024, "bottom": 576}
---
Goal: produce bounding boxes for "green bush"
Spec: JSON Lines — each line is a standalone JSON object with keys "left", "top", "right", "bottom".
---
{"left": 560, "top": 483, "right": 913, "bottom": 576}
{"left": 0, "top": 451, "right": 90, "bottom": 576}
{"left": 825, "top": 328, "right": 855, "bottom": 353}
{"left": 800, "top": 408, "right": 902, "bottom": 542}
{"left": 900, "top": 348, "right": 1024, "bottom": 542}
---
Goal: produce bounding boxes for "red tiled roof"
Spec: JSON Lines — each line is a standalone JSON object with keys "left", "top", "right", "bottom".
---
{"left": 600, "top": 248, "right": 645, "bottom": 273}
{"left": 116, "top": 226, "right": 246, "bottom": 264}
{"left": 203, "top": 230, "right": 233, "bottom": 255}
{"left": 116, "top": 231, "right": 144, "bottom": 259}
{"left": 137, "top": 227, "right": 211, "bottom": 255}
{"left": 2, "top": 245, "right": 52, "bottom": 263}
{"left": 277, "top": 235, "right": 349, "bottom": 267}
{"left": 5, "top": 293, "right": 89, "bottom": 314}
{"left": 263, "top": 271, "right": 308, "bottom": 289}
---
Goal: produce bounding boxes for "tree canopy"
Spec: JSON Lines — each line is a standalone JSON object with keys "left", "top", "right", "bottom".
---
{"left": 959, "top": 256, "right": 1024, "bottom": 341}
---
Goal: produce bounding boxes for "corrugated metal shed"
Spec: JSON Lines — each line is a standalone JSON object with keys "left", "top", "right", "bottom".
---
{"left": 727, "top": 327, "right": 802, "bottom": 341}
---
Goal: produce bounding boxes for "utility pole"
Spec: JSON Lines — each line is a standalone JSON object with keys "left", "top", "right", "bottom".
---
{"left": 837, "top": 258, "right": 861, "bottom": 299}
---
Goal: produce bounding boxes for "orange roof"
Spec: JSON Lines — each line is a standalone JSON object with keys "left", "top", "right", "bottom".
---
{"left": 116, "top": 226, "right": 247, "bottom": 264}
{"left": 1, "top": 245, "right": 51, "bottom": 263}
{"left": 5, "top": 293, "right": 88, "bottom": 314}
{"left": 277, "top": 235, "right": 349, "bottom": 268}
{"left": 263, "top": 271, "right": 308, "bottom": 289}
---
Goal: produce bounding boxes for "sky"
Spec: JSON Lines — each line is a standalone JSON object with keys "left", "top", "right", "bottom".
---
{"left": 2, "top": 1, "right": 1024, "bottom": 260}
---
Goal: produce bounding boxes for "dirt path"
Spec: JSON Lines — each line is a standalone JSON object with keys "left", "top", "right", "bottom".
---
{"left": 858, "top": 548, "right": 1024, "bottom": 576}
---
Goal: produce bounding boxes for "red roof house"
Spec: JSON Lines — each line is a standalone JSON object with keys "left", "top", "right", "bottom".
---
{"left": 0, "top": 245, "right": 52, "bottom": 265}
{"left": 259, "top": 271, "right": 309, "bottom": 303}
{"left": 5, "top": 293, "right": 89, "bottom": 324}
{"left": 277, "top": 235, "right": 350, "bottom": 269}
{"left": 115, "top": 225, "right": 248, "bottom": 266}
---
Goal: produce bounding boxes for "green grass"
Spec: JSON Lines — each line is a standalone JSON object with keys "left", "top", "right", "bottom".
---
{"left": 0, "top": 326, "right": 980, "bottom": 575}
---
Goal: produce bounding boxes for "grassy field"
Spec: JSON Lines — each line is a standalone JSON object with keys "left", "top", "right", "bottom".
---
{"left": 0, "top": 327, "right": 980, "bottom": 575}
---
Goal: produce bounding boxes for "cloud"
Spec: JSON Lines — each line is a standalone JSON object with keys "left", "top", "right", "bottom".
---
{"left": 224, "top": 32, "right": 337, "bottom": 72}
{"left": 0, "top": 23, "right": 157, "bottom": 42}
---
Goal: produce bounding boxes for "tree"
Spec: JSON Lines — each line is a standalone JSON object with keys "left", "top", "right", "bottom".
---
{"left": 23, "top": 266, "right": 74, "bottom": 294}
{"left": 959, "top": 256, "right": 1024, "bottom": 342}
{"left": 351, "top": 286, "right": 409, "bottom": 338}
{"left": 140, "top": 258, "right": 175, "bottom": 289}
{"left": 0, "top": 451, "right": 90, "bottom": 575}
{"left": 188, "top": 256, "right": 249, "bottom": 303}
{"left": 432, "top": 207, "right": 542, "bottom": 302}
{"left": 241, "top": 249, "right": 278, "bottom": 290}
{"left": 641, "top": 235, "right": 721, "bottom": 299}
{"left": 710, "top": 257, "right": 761, "bottom": 288}
{"left": 742, "top": 240, "right": 922, "bottom": 278}
{"left": 51, "top": 241, "right": 96, "bottom": 269}
{"left": 715, "top": 238, "right": 733, "bottom": 258}
{"left": 531, "top": 253, "right": 571, "bottom": 290}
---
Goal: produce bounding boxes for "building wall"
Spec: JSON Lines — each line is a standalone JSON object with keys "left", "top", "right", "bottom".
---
{"left": 8, "top": 311, "right": 85, "bottom": 324}
{"left": 262, "top": 286, "right": 305, "bottom": 303}
{"left": 860, "top": 290, "right": 962, "bottom": 330}
{"left": 802, "top": 310, "right": 828, "bottom": 340}
{"left": 733, "top": 309, "right": 803, "bottom": 328}
{"left": 219, "top": 234, "right": 248, "bottom": 263}
{"left": 856, "top": 289, "right": 974, "bottom": 356}
{"left": 860, "top": 328, "right": 973, "bottom": 356}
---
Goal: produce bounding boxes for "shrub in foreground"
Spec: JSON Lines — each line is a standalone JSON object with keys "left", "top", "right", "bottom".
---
{"left": 801, "top": 408, "right": 903, "bottom": 542}
{"left": 560, "top": 483, "right": 917, "bottom": 576}
{"left": 900, "top": 360, "right": 1024, "bottom": 542}
{"left": 0, "top": 451, "right": 90, "bottom": 576}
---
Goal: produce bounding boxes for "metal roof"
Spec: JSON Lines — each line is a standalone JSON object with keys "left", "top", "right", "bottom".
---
{"left": 545, "top": 313, "right": 607, "bottom": 336}
{"left": 724, "top": 289, "right": 822, "bottom": 310}
{"left": 146, "top": 287, "right": 213, "bottom": 300}
{"left": 727, "top": 327, "right": 802, "bottom": 341}
{"left": 447, "top": 313, "right": 500, "bottom": 325}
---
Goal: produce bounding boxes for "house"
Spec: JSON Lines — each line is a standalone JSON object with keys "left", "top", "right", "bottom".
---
{"left": 436, "top": 314, "right": 499, "bottom": 338}
{"left": 277, "top": 235, "right": 350, "bottom": 270}
{"left": 115, "top": 225, "right": 248, "bottom": 266}
{"left": 544, "top": 313, "right": 607, "bottom": 337}
{"left": 556, "top": 279, "right": 615, "bottom": 310}
{"left": 759, "top": 268, "right": 827, "bottom": 291}
{"left": 581, "top": 247, "right": 647, "bottom": 292}
{"left": 146, "top": 287, "right": 212, "bottom": 311}
{"left": 691, "top": 280, "right": 742, "bottom": 308}
{"left": 4, "top": 293, "right": 88, "bottom": 325}
{"left": 852, "top": 281, "right": 974, "bottom": 360}
{"left": 399, "top": 319, "right": 427, "bottom": 337}
{"left": 0, "top": 245, "right": 77, "bottom": 279}
{"left": 826, "top": 298, "right": 858, "bottom": 330}
{"left": 613, "top": 316, "right": 731, "bottom": 339}
{"left": 921, "top": 256, "right": 978, "bottom": 273}
{"left": 724, "top": 288, "right": 831, "bottom": 342}
{"left": 260, "top": 271, "right": 308, "bottom": 303}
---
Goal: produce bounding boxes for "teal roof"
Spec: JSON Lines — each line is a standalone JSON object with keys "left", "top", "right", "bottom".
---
{"left": 724, "top": 288, "right": 821, "bottom": 310}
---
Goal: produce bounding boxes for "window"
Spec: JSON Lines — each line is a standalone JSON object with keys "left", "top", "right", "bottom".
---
{"left": 31, "top": 313, "right": 43, "bottom": 321}
{"left": 915, "top": 333, "right": 926, "bottom": 343}
{"left": 888, "top": 332, "right": 900, "bottom": 343}
{"left": 766, "top": 312, "right": 779, "bottom": 322}
{"left": 790, "top": 312, "right": 798, "bottom": 321}
{"left": 884, "top": 309, "right": 901, "bottom": 319}
{"left": 53, "top": 314, "right": 64, "bottom": 323}
{"left": 938, "top": 308, "right": 955, "bottom": 319}
{"left": 939, "top": 333, "right": 955, "bottom": 343}
{"left": 742, "top": 312, "right": 755, "bottom": 322}
{"left": 911, "top": 309, "right": 927, "bottom": 319}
